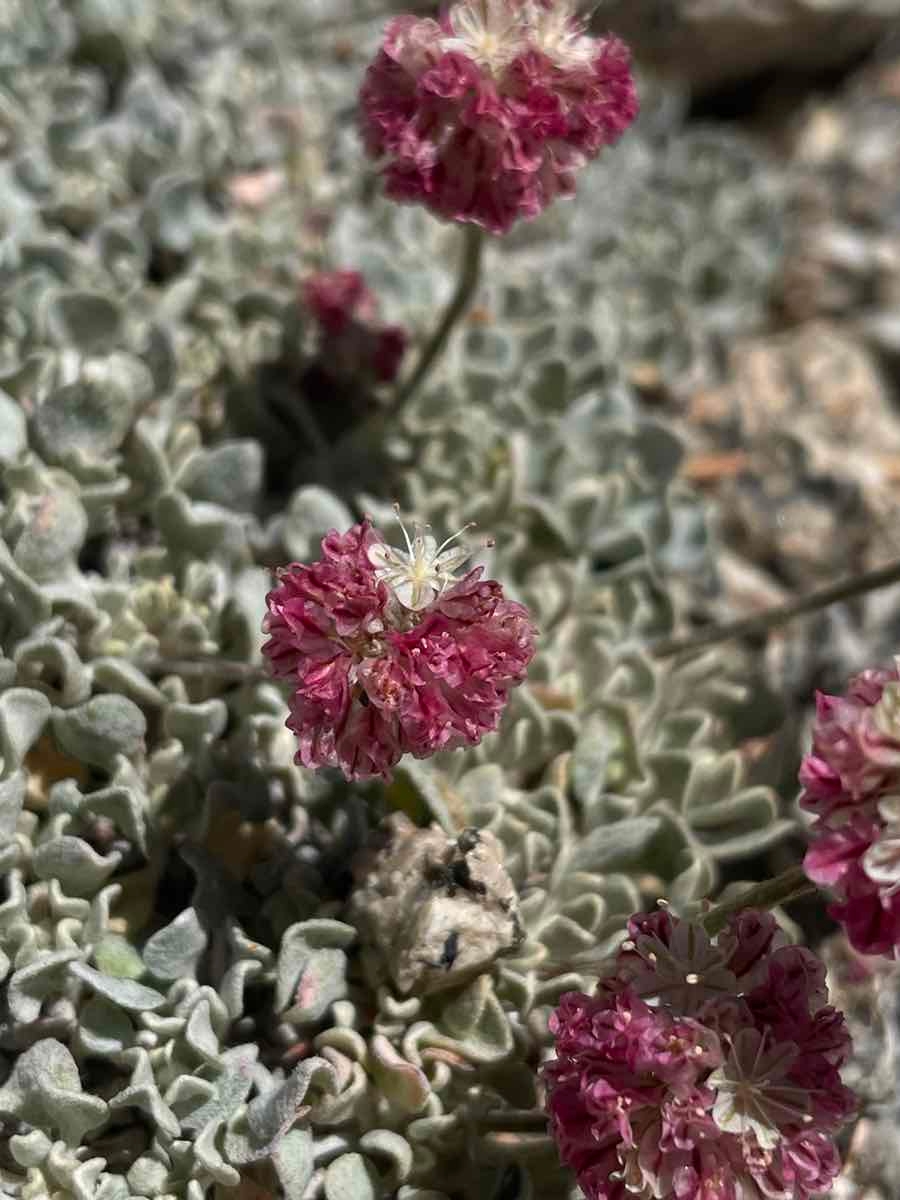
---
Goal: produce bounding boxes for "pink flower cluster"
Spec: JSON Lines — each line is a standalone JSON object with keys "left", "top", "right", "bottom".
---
{"left": 801, "top": 662, "right": 900, "bottom": 956}
{"left": 262, "top": 520, "right": 536, "bottom": 780}
{"left": 544, "top": 909, "right": 855, "bottom": 1200}
{"left": 304, "top": 270, "right": 407, "bottom": 384}
{"left": 359, "top": 0, "right": 638, "bottom": 234}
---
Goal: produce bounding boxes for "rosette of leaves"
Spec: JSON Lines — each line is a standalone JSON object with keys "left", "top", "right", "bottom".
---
{"left": 0, "top": 711, "right": 546, "bottom": 1200}
{"left": 0, "top": 778, "right": 343, "bottom": 1200}
{"left": 0, "top": 0, "right": 74, "bottom": 73}
{"left": 540, "top": 126, "right": 784, "bottom": 389}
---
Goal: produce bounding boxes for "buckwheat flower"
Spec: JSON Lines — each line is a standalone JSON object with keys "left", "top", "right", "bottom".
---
{"left": 304, "top": 270, "right": 408, "bottom": 384}
{"left": 543, "top": 909, "right": 855, "bottom": 1200}
{"left": 801, "top": 661, "right": 900, "bottom": 956}
{"left": 799, "top": 665, "right": 900, "bottom": 817}
{"left": 262, "top": 517, "right": 536, "bottom": 780}
{"left": 359, "top": 0, "right": 638, "bottom": 234}
{"left": 862, "top": 793, "right": 900, "bottom": 886}
{"left": 367, "top": 513, "right": 475, "bottom": 611}
{"left": 707, "top": 1029, "right": 808, "bottom": 1149}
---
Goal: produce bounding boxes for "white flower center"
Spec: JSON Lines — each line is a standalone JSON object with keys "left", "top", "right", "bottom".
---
{"left": 862, "top": 793, "right": 900, "bottom": 892}
{"left": 872, "top": 681, "right": 900, "bottom": 742}
{"left": 441, "top": 0, "right": 594, "bottom": 77}
{"left": 625, "top": 921, "right": 739, "bottom": 1013}
{"left": 368, "top": 509, "right": 474, "bottom": 612}
{"left": 708, "top": 1029, "right": 809, "bottom": 1150}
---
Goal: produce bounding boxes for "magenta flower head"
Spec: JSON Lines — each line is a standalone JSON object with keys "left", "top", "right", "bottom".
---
{"left": 543, "top": 909, "right": 855, "bottom": 1200}
{"left": 262, "top": 515, "right": 536, "bottom": 780}
{"left": 801, "top": 661, "right": 900, "bottom": 957}
{"left": 359, "top": 0, "right": 639, "bottom": 234}
{"left": 304, "top": 270, "right": 408, "bottom": 384}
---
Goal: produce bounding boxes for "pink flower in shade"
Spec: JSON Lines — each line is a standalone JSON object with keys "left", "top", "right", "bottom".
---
{"left": 359, "top": 0, "right": 638, "bottom": 235}
{"left": 800, "top": 661, "right": 900, "bottom": 957}
{"left": 303, "top": 270, "right": 408, "bottom": 384}
{"left": 543, "top": 909, "right": 855, "bottom": 1200}
{"left": 261, "top": 517, "right": 536, "bottom": 780}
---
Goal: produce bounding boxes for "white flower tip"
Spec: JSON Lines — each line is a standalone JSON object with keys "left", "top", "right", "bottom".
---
{"left": 367, "top": 543, "right": 392, "bottom": 568}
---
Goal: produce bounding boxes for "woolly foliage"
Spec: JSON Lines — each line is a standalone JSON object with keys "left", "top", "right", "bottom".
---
{"left": 0, "top": 3, "right": 792, "bottom": 1198}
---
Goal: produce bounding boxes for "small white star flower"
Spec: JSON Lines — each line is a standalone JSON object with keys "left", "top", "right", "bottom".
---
{"left": 708, "top": 1029, "right": 809, "bottom": 1150}
{"left": 441, "top": 0, "right": 592, "bottom": 76}
{"left": 368, "top": 509, "right": 475, "bottom": 612}
{"left": 624, "top": 919, "right": 739, "bottom": 1013}
{"left": 443, "top": 0, "right": 528, "bottom": 74}
{"left": 862, "top": 793, "right": 900, "bottom": 892}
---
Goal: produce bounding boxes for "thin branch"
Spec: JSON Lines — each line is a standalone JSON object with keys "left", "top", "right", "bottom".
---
{"left": 391, "top": 223, "right": 485, "bottom": 412}
{"left": 651, "top": 556, "right": 900, "bottom": 660}
{"left": 702, "top": 866, "right": 816, "bottom": 935}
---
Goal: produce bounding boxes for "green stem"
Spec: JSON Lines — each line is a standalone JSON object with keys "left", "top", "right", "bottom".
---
{"left": 651, "top": 555, "right": 900, "bottom": 660}
{"left": 702, "top": 865, "right": 817, "bottom": 936}
{"left": 392, "top": 223, "right": 484, "bottom": 412}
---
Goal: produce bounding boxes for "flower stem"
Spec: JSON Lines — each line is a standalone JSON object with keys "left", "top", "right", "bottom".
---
{"left": 392, "top": 223, "right": 484, "bottom": 412}
{"left": 651, "top": 555, "right": 900, "bottom": 660}
{"left": 702, "top": 865, "right": 817, "bottom": 935}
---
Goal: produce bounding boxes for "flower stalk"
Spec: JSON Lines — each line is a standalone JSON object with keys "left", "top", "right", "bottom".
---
{"left": 652, "top": 555, "right": 900, "bottom": 659}
{"left": 701, "top": 866, "right": 817, "bottom": 935}
{"left": 391, "top": 223, "right": 484, "bottom": 411}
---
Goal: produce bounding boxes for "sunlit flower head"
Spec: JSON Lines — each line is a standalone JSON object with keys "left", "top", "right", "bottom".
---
{"left": 367, "top": 506, "right": 475, "bottom": 612}
{"left": 707, "top": 1029, "right": 809, "bottom": 1150}
{"left": 359, "top": 0, "right": 638, "bottom": 234}
{"left": 262, "top": 519, "right": 536, "bottom": 780}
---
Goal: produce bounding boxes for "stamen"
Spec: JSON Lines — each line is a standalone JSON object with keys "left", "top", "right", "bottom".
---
{"left": 392, "top": 501, "right": 415, "bottom": 556}
{"left": 436, "top": 521, "right": 476, "bottom": 555}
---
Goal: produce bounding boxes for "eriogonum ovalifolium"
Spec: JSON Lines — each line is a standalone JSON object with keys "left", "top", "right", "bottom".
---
{"left": 544, "top": 909, "right": 855, "bottom": 1200}
{"left": 359, "top": 0, "right": 639, "bottom": 234}
{"left": 801, "top": 661, "right": 900, "bottom": 957}
{"left": 262, "top": 518, "right": 536, "bottom": 779}
{"left": 304, "top": 269, "right": 408, "bottom": 383}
